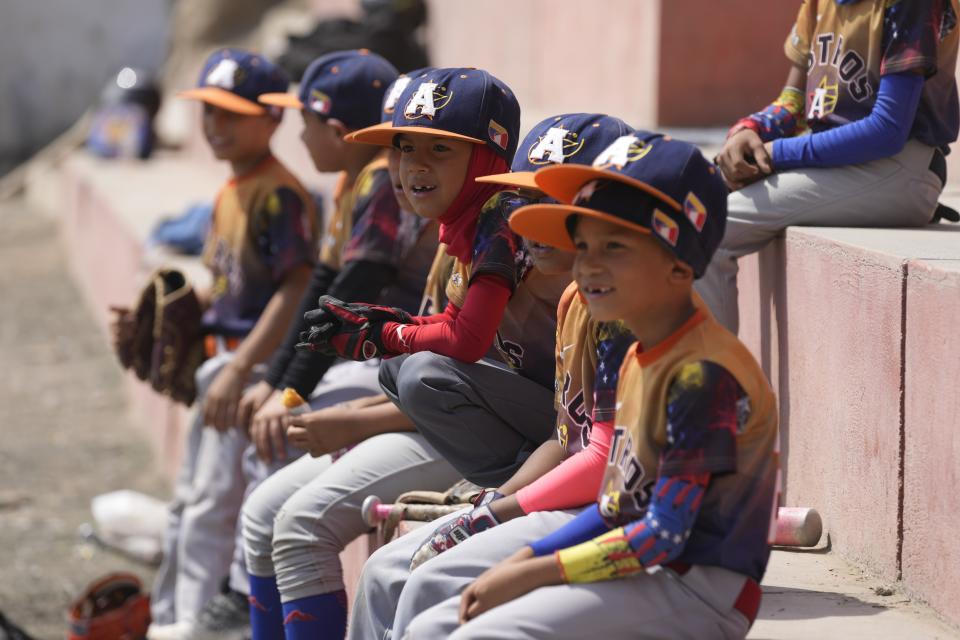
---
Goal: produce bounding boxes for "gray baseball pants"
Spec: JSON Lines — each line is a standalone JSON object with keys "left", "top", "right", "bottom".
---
{"left": 240, "top": 431, "right": 462, "bottom": 601}
{"left": 151, "top": 356, "right": 382, "bottom": 624}
{"left": 404, "top": 563, "right": 753, "bottom": 640}
{"left": 379, "top": 353, "right": 557, "bottom": 487}
{"left": 695, "top": 139, "right": 944, "bottom": 334}
{"left": 348, "top": 509, "right": 576, "bottom": 640}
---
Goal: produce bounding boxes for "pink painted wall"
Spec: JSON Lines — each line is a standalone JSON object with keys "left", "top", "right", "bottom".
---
{"left": 420, "top": 0, "right": 793, "bottom": 128}
{"left": 738, "top": 230, "right": 906, "bottom": 579}
{"left": 423, "top": 0, "right": 659, "bottom": 127}
{"left": 658, "top": 1, "right": 798, "bottom": 125}
{"left": 901, "top": 258, "right": 960, "bottom": 627}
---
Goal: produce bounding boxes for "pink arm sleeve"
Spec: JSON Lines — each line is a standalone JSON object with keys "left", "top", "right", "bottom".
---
{"left": 515, "top": 419, "right": 614, "bottom": 514}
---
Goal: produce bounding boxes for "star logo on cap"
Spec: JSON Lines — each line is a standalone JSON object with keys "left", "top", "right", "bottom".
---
{"left": 383, "top": 76, "right": 413, "bottom": 115}
{"left": 592, "top": 135, "right": 652, "bottom": 170}
{"left": 206, "top": 58, "right": 241, "bottom": 90}
{"left": 527, "top": 126, "right": 586, "bottom": 166}
{"left": 404, "top": 81, "right": 453, "bottom": 120}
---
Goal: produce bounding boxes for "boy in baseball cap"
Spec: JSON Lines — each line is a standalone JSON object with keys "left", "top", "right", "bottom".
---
{"left": 145, "top": 48, "right": 317, "bottom": 640}
{"left": 305, "top": 69, "right": 566, "bottom": 487}
{"left": 403, "top": 134, "right": 780, "bottom": 639}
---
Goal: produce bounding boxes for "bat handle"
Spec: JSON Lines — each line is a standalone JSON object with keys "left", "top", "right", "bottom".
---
{"left": 361, "top": 495, "right": 394, "bottom": 527}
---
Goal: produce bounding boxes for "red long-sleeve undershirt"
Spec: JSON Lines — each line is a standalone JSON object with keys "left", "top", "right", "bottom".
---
{"left": 380, "top": 274, "right": 512, "bottom": 362}
{"left": 514, "top": 418, "right": 615, "bottom": 514}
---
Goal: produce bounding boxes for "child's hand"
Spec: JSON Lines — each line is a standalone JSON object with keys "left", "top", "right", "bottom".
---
{"left": 717, "top": 129, "right": 773, "bottom": 190}
{"left": 108, "top": 305, "right": 134, "bottom": 353}
{"left": 458, "top": 550, "right": 557, "bottom": 624}
{"left": 250, "top": 390, "right": 291, "bottom": 463}
{"left": 409, "top": 491, "right": 508, "bottom": 571}
{"left": 238, "top": 380, "right": 275, "bottom": 432}
{"left": 203, "top": 363, "right": 247, "bottom": 432}
{"left": 286, "top": 405, "right": 355, "bottom": 457}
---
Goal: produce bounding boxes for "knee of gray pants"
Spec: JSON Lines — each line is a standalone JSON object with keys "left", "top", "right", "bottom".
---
{"left": 393, "top": 351, "right": 451, "bottom": 421}
{"left": 241, "top": 483, "right": 278, "bottom": 578}
{"left": 402, "top": 596, "right": 460, "bottom": 640}
{"left": 270, "top": 487, "right": 353, "bottom": 600}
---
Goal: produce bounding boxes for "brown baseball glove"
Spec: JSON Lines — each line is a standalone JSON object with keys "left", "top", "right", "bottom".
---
{"left": 148, "top": 269, "right": 204, "bottom": 406}
{"left": 115, "top": 269, "right": 204, "bottom": 406}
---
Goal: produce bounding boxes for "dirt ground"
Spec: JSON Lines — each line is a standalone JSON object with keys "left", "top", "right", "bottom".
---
{"left": 0, "top": 197, "right": 168, "bottom": 639}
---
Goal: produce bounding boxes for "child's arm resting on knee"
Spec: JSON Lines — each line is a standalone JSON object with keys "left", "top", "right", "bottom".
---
{"left": 773, "top": 71, "right": 924, "bottom": 170}
{"left": 379, "top": 274, "right": 511, "bottom": 361}
{"left": 555, "top": 472, "right": 709, "bottom": 583}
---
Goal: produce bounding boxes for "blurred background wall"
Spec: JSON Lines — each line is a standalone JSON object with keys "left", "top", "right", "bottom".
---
{"left": 0, "top": 0, "right": 171, "bottom": 176}
{"left": 0, "top": 0, "right": 804, "bottom": 177}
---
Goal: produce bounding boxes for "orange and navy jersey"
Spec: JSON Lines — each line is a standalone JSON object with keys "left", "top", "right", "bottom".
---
{"left": 202, "top": 155, "right": 316, "bottom": 335}
{"left": 597, "top": 310, "right": 780, "bottom": 582}
{"left": 553, "top": 284, "right": 635, "bottom": 456}
{"left": 785, "top": 0, "right": 959, "bottom": 149}
{"left": 445, "top": 191, "right": 565, "bottom": 390}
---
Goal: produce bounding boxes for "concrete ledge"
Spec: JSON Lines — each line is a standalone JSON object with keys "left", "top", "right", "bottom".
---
{"left": 737, "top": 224, "right": 960, "bottom": 627}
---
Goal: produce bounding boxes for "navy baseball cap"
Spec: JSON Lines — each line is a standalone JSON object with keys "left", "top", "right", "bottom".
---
{"left": 178, "top": 48, "right": 289, "bottom": 116}
{"left": 380, "top": 67, "right": 433, "bottom": 123}
{"left": 476, "top": 113, "right": 633, "bottom": 190}
{"left": 259, "top": 49, "right": 398, "bottom": 130}
{"left": 345, "top": 67, "right": 522, "bottom": 162}
{"left": 509, "top": 131, "right": 727, "bottom": 278}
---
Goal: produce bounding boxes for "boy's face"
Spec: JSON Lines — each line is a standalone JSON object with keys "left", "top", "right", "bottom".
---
{"left": 387, "top": 148, "right": 414, "bottom": 212}
{"left": 396, "top": 134, "right": 473, "bottom": 219}
{"left": 202, "top": 103, "right": 277, "bottom": 164}
{"left": 572, "top": 216, "right": 688, "bottom": 323}
{"left": 301, "top": 111, "right": 347, "bottom": 172}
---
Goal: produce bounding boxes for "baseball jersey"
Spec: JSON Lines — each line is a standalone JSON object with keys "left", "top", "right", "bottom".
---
{"left": 445, "top": 192, "right": 566, "bottom": 390}
{"left": 202, "top": 155, "right": 316, "bottom": 336}
{"left": 378, "top": 216, "right": 440, "bottom": 313}
{"left": 785, "top": 0, "right": 959, "bottom": 149}
{"left": 554, "top": 283, "right": 635, "bottom": 456}
{"left": 418, "top": 243, "right": 457, "bottom": 315}
{"left": 598, "top": 309, "right": 779, "bottom": 582}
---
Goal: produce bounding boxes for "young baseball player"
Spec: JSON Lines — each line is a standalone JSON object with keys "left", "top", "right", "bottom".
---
{"left": 301, "top": 68, "right": 565, "bottom": 487}
{"left": 242, "top": 53, "right": 433, "bottom": 465}
{"left": 184, "top": 59, "right": 447, "bottom": 639}
{"left": 144, "top": 48, "right": 317, "bottom": 639}
{"left": 397, "top": 133, "right": 780, "bottom": 639}
{"left": 701, "top": 0, "right": 959, "bottom": 333}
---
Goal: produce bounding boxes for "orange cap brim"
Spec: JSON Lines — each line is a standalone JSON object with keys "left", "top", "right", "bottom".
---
{"left": 258, "top": 93, "right": 304, "bottom": 110}
{"left": 345, "top": 122, "right": 486, "bottom": 147}
{"left": 532, "top": 164, "right": 682, "bottom": 211}
{"left": 177, "top": 88, "right": 265, "bottom": 116}
{"left": 475, "top": 171, "right": 539, "bottom": 189}
{"left": 508, "top": 202, "right": 651, "bottom": 251}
